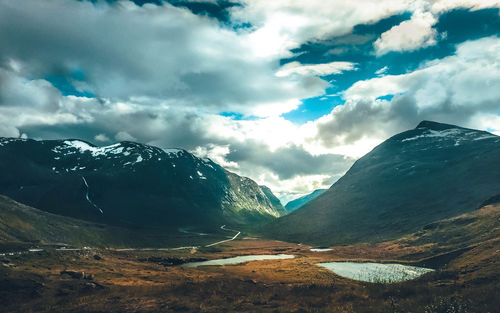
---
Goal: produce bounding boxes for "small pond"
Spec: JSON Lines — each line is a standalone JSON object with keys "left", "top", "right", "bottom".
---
{"left": 183, "top": 254, "right": 294, "bottom": 267}
{"left": 317, "top": 262, "right": 434, "bottom": 283}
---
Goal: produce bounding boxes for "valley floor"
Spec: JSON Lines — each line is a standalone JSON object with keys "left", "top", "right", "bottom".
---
{"left": 1, "top": 234, "right": 499, "bottom": 313}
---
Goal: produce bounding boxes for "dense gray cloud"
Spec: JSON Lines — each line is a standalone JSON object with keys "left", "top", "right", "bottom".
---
{"left": 1, "top": 0, "right": 499, "bottom": 201}
{"left": 226, "top": 141, "right": 353, "bottom": 180}
{"left": 0, "top": 0, "right": 327, "bottom": 116}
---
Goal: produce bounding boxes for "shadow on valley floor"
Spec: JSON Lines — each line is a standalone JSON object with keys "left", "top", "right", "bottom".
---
{"left": 1, "top": 203, "right": 499, "bottom": 312}
{"left": 0, "top": 235, "right": 499, "bottom": 313}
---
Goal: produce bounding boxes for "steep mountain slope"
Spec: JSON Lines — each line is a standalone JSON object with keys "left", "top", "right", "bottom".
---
{"left": 0, "top": 195, "right": 232, "bottom": 248}
{"left": 259, "top": 185, "right": 286, "bottom": 216}
{"left": 221, "top": 172, "right": 284, "bottom": 224}
{"left": 285, "top": 189, "right": 327, "bottom": 213}
{"left": 0, "top": 194, "right": 130, "bottom": 247}
{"left": 266, "top": 121, "right": 500, "bottom": 245}
{"left": 0, "top": 138, "right": 283, "bottom": 229}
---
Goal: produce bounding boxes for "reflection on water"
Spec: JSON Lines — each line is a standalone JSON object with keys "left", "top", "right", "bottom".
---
{"left": 317, "top": 262, "right": 434, "bottom": 282}
{"left": 183, "top": 254, "right": 294, "bottom": 267}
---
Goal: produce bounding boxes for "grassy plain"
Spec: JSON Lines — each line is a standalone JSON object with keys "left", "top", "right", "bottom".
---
{"left": 1, "top": 204, "right": 499, "bottom": 312}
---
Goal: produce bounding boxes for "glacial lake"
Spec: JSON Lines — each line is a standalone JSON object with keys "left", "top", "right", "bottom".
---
{"left": 317, "top": 262, "right": 434, "bottom": 283}
{"left": 183, "top": 254, "right": 294, "bottom": 267}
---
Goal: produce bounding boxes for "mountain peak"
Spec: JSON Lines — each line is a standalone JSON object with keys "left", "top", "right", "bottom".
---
{"left": 0, "top": 136, "right": 285, "bottom": 227}
{"left": 267, "top": 122, "right": 500, "bottom": 246}
{"left": 415, "top": 120, "right": 462, "bottom": 131}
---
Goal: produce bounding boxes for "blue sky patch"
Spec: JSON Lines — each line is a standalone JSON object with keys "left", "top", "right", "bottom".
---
{"left": 281, "top": 8, "right": 500, "bottom": 124}
{"left": 45, "top": 74, "right": 94, "bottom": 98}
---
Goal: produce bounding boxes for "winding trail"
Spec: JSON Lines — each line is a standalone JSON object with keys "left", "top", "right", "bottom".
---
{"left": 81, "top": 176, "right": 103, "bottom": 214}
{"left": 2, "top": 224, "right": 241, "bottom": 255}
{"left": 205, "top": 225, "right": 241, "bottom": 247}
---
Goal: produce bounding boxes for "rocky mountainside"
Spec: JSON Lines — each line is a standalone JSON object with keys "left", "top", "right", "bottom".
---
{"left": 285, "top": 189, "right": 327, "bottom": 213}
{"left": 0, "top": 138, "right": 283, "bottom": 229}
{"left": 0, "top": 195, "right": 135, "bottom": 247}
{"left": 259, "top": 185, "right": 286, "bottom": 216}
{"left": 266, "top": 121, "right": 500, "bottom": 245}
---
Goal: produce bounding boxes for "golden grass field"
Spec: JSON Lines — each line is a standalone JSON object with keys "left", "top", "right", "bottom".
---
{"left": 1, "top": 204, "right": 499, "bottom": 312}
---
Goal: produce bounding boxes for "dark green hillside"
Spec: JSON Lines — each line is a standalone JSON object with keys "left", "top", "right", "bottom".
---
{"left": 265, "top": 121, "right": 500, "bottom": 245}
{"left": 0, "top": 195, "right": 235, "bottom": 249}
{"left": 0, "top": 138, "right": 283, "bottom": 230}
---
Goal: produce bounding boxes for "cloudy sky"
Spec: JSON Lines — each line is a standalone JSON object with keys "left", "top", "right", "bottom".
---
{"left": 1, "top": 0, "right": 499, "bottom": 202}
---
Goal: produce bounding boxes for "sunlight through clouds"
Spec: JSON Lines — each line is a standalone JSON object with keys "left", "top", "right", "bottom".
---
{"left": 0, "top": 0, "right": 499, "bottom": 199}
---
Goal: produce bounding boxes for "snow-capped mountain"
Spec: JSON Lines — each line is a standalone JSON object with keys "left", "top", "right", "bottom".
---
{"left": 0, "top": 138, "right": 283, "bottom": 228}
{"left": 266, "top": 121, "right": 500, "bottom": 245}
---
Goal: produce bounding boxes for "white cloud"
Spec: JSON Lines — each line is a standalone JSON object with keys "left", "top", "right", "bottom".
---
{"left": 231, "top": 0, "right": 412, "bottom": 58}
{"left": 276, "top": 61, "right": 357, "bottom": 77}
{"left": 374, "top": 10, "right": 438, "bottom": 55}
{"left": 315, "top": 36, "right": 500, "bottom": 155}
{"left": 430, "top": 0, "right": 500, "bottom": 14}
{"left": 1, "top": 0, "right": 500, "bottom": 200}
{"left": 94, "top": 133, "right": 110, "bottom": 142}
{"left": 469, "top": 114, "right": 500, "bottom": 136}
{"left": 115, "top": 131, "right": 137, "bottom": 142}
{"left": 192, "top": 144, "right": 240, "bottom": 169}
{"left": 232, "top": 0, "right": 500, "bottom": 60}
{"left": 0, "top": 0, "right": 328, "bottom": 117}
{"left": 0, "top": 66, "right": 94, "bottom": 136}
{"left": 375, "top": 66, "right": 389, "bottom": 75}
{"left": 373, "top": 0, "right": 500, "bottom": 55}
{"left": 0, "top": 124, "right": 20, "bottom": 138}
{"left": 258, "top": 172, "right": 335, "bottom": 203}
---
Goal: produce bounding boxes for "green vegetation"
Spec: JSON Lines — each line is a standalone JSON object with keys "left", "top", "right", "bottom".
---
{"left": 0, "top": 195, "right": 231, "bottom": 249}
{"left": 265, "top": 122, "right": 500, "bottom": 246}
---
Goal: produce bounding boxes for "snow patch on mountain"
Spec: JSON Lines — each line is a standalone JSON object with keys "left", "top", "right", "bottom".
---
{"left": 402, "top": 128, "right": 497, "bottom": 143}
{"left": 402, "top": 129, "right": 463, "bottom": 142}
{"left": 197, "top": 170, "right": 207, "bottom": 180}
{"left": 54, "top": 140, "right": 124, "bottom": 157}
{"left": 164, "top": 148, "right": 182, "bottom": 156}
{"left": 473, "top": 134, "right": 497, "bottom": 140}
{"left": 0, "top": 138, "right": 28, "bottom": 146}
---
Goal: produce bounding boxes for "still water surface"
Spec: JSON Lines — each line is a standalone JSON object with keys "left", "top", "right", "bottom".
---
{"left": 183, "top": 254, "right": 294, "bottom": 267}
{"left": 317, "top": 262, "right": 434, "bottom": 282}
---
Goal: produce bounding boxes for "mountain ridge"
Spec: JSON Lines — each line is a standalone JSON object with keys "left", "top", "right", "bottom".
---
{"left": 0, "top": 137, "right": 284, "bottom": 229}
{"left": 285, "top": 189, "right": 327, "bottom": 213}
{"left": 264, "top": 121, "right": 500, "bottom": 245}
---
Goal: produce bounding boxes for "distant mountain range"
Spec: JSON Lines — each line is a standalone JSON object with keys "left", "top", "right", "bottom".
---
{"left": 265, "top": 121, "right": 500, "bottom": 245}
{"left": 0, "top": 138, "right": 284, "bottom": 230}
{"left": 2, "top": 120, "right": 499, "bottom": 249}
{"left": 285, "top": 189, "right": 327, "bottom": 213}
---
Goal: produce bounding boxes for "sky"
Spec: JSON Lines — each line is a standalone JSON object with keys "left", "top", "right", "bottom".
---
{"left": 0, "top": 0, "right": 500, "bottom": 202}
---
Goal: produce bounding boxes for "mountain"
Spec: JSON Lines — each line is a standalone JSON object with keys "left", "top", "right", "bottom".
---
{"left": 221, "top": 172, "right": 285, "bottom": 224}
{"left": 0, "top": 138, "right": 283, "bottom": 229}
{"left": 400, "top": 197, "right": 500, "bottom": 256}
{"left": 259, "top": 185, "right": 286, "bottom": 216}
{"left": 0, "top": 194, "right": 136, "bottom": 247}
{"left": 0, "top": 194, "right": 230, "bottom": 248}
{"left": 265, "top": 121, "right": 500, "bottom": 245}
{"left": 285, "top": 189, "right": 327, "bottom": 213}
